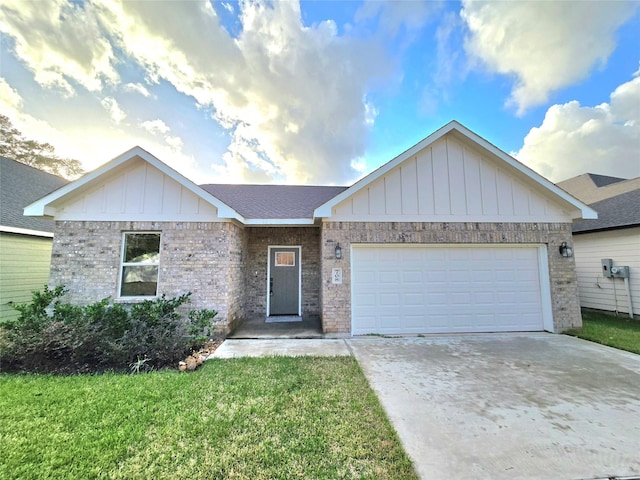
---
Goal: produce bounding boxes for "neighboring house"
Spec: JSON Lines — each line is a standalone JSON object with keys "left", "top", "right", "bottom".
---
{"left": 563, "top": 176, "right": 640, "bottom": 317}
{"left": 557, "top": 173, "right": 640, "bottom": 204}
{"left": 0, "top": 157, "right": 68, "bottom": 321}
{"left": 25, "top": 121, "right": 595, "bottom": 335}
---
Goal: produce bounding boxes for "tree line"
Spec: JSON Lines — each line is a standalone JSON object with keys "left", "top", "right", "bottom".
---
{"left": 0, "top": 114, "right": 84, "bottom": 179}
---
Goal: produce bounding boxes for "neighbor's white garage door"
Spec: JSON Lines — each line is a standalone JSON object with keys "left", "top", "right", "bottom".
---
{"left": 351, "top": 245, "right": 548, "bottom": 335}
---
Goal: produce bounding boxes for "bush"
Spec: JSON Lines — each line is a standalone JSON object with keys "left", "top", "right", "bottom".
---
{"left": 0, "top": 288, "right": 218, "bottom": 374}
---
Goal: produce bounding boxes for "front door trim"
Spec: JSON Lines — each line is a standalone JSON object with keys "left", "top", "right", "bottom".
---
{"left": 267, "top": 245, "right": 302, "bottom": 317}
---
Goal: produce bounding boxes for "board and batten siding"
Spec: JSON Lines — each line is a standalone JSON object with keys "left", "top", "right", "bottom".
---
{"left": 331, "top": 135, "right": 571, "bottom": 223}
{"left": 573, "top": 227, "right": 640, "bottom": 315}
{"left": 53, "top": 158, "right": 220, "bottom": 221}
{"left": 0, "top": 233, "right": 53, "bottom": 321}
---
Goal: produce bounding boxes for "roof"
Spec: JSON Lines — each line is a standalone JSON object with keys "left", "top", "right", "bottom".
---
{"left": 315, "top": 120, "right": 596, "bottom": 221}
{"left": 0, "top": 157, "right": 68, "bottom": 235}
{"left": 573, "top": 189, "right": 640, "bottom": 234}
{"left": 200, "top": 184, "right": 347, "bottom": 219}
{"left": 558, "top": 173, "right": 640, "bottom": 204}
{"left": 588, "top": 173, "right": 626, "bottom": 188}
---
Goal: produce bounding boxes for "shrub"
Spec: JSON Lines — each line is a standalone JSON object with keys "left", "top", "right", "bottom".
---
{"left": 0, "top": 288, "right": 218, "bottom": 374}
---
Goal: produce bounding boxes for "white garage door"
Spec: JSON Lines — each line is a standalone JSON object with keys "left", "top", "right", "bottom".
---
{"left": 351, "top": 245, "right": 548, "bottom": 335}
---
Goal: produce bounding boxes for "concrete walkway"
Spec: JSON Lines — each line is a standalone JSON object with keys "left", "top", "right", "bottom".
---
{"left": 210, "top": 338, "right": 351, "bottom": 358}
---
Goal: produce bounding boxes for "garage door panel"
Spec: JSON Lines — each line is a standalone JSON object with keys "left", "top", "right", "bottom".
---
{"left": 380, "top": 293, "right": 400, "bottom": 305}
{"left": 402, "top": 270, "right": 423, "bottom": 283}
{"left": 380, "top": 316, "right": 399, "bottom": 329}
{"left": 354, "top": 293, "right": 376, "bottom": 306}
{"left": 403, "top": 293, "right": 424, "bottom": 305}
{"left": 352, "top": 245, "right": 546, "bottom": 335}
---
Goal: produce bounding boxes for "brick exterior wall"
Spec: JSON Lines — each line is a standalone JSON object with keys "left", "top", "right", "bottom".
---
{"left": 50, "top": 221, "right": 246, "bottom": 333}
{"left": 50, "top": 219, "right": 580, "bottom": 336}
{"left": 320, "top": 222, "right": 581, "bottom": 334}
{"left": 244, "top": 227, "right": 321, "bottom": 318}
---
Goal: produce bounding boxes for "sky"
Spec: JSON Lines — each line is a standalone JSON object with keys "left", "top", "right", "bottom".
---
{"left": 0, "top": 0, "right": 638, "bottom": 186}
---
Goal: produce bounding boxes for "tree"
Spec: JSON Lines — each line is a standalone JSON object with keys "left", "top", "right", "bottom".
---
{"left": 0, "top": 114, "right": 84, "bottom": 179}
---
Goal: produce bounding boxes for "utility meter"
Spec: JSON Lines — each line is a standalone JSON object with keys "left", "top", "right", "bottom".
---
{"left": 612, "top": 266, "right": 630, "bottom": 278}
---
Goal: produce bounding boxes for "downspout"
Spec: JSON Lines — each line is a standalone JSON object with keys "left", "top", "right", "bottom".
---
{"left": 623, "top": 277, "right": 634, "bottom": 319}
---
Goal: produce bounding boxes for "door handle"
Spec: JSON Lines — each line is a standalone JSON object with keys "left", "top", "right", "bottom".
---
{"left": 270, "top": 277, "right": 274, "bottom": 296}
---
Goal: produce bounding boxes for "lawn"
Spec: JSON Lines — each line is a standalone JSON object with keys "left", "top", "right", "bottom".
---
{"left": 0, "top": 356, "right": 417, "bottom": 480}
{"left": 566, "top": 309, "right": 640, "bottom": 354}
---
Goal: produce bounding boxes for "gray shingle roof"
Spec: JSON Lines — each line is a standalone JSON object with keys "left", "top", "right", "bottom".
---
{"left": 199, "top": 184, "right": 348, "bottom": 219}
{"left": 587, "top": 173, "right": 626, "bottom": 188}
{"left": 1, "top": 157, "right": 68, "bottom": 233}
{"left": 573, "top": 189, "right": 640, "bottom": 233}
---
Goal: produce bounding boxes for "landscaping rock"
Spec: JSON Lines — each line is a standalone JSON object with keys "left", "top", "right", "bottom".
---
{"left": 178, "top": 339, "right": 223, "bottom": 372}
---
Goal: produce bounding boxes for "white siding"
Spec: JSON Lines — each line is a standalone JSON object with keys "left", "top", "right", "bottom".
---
{"left": 54, "top": 159, "right": 220, "bottom": 221}
{"left": 331, "top": 134, "right": 571, "bottom": 223}
{"left": 573, "top": 228, "right": 640, "bottom": 315}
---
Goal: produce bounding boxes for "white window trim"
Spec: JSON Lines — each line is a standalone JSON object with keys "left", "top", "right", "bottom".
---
{"left": 118, "top": 231, "right": 162, "bottom": 299}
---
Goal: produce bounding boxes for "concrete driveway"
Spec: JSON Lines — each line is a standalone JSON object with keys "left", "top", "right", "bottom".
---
{"left": 347, "top": 334, "right": 640, "bottom": 480}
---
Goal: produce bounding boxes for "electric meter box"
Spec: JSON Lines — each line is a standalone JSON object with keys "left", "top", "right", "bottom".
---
{"left": 601, "top": 259, "right": 613, "bottom": 277}
{"left": 611, "top": 266, "right": 630, "bottom": 278}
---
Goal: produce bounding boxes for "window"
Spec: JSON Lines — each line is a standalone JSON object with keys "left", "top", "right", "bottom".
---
{"left": 275, "top": 251, "right": 295, "bottom": 266}
{"left": 120, "top": 233, "right": 161, "bottom": 297}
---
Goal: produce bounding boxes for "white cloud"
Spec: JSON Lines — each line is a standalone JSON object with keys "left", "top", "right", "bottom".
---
{"left": 515, "top": 68, "right": 640, "bottom": 182}
{"left": 461, "top": 1, "right": 639, "bottom": 115}
{"left": 0, "top": 78, "right": 23, "bottom": 110}
{"left": 101, "top": 97, "right": 126, "bottom": 123}
{"left": 123, "top": 82, "right": 151, "bottom": 97}
{"left": 0, "top": 0, "right": 118, "bottom": 94}
{"left": 140, "top": 119, "right": 184, "bottom": 154}
{"left": 1, "top": 0, "right": 395, "bottom": 184}
{"left": 0, "top": 81, "right": 70, "bottom": 155}
{"left": 140, "top": 119, "right": 170, "bottom": 135}
{"left": 93, "top": 0, "right": 390, "bottom": 184}
{"left": 165, "top": 135, "right": 183, "bottom": 150}
{"left": 0, "top": 71, "right": 195, "bottom": 177}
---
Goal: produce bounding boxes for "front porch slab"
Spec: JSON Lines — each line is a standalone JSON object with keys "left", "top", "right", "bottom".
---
{"left": 229, "top": 315, "right": 323, "bottom": 339}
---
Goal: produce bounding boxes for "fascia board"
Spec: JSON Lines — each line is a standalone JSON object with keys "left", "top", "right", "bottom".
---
{"left": 243, "top": 218, "right": 316, "bottom": 226}
{"left": 0, "top": 225, "right": 54, "bottom": 238}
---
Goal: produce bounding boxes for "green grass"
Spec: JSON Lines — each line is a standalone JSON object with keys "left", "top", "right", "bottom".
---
{"left": 566, "top": 309, "right": 640, "bottom": 354}
{"left": 0, "top": 356, "right": 417, "bottom": 480}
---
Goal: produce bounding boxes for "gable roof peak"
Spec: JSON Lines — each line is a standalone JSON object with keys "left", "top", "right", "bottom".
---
{"left": 314, "top": 120, "right": 596, "bottom": 221}
{"left": 23, "top": 146, "right": 244, "bottom": 221}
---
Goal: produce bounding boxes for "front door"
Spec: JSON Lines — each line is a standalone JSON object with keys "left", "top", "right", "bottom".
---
{"left": 268, "top": 247, "right": 300, "bottom": 316}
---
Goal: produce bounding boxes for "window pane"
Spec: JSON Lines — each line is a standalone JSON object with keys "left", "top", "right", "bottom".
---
{"left": 125, "top": 234, "right": 160, "bottom": 263}
{"left": 121, "top": 266, "right": 158, "bottom": 296}
{"left": 275, "top": 251, "right": 295, "bottom": 266}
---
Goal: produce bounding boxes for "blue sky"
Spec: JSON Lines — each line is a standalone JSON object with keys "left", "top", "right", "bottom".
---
{"left": 1, "top": 0, "right": 638, "bottom": 185}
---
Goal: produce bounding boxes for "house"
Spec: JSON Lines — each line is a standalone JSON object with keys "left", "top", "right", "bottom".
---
{"left": 557, "top": 173, "right": 640, "bottom": 204}
{"left": 0, "top": 157, "right": 68, "bottom": 320}
{"left": 24, "top": 121, "right": 595, "bottom": 335}
{"left": 560, "top": 174, "right": 640, "bottom": 317}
